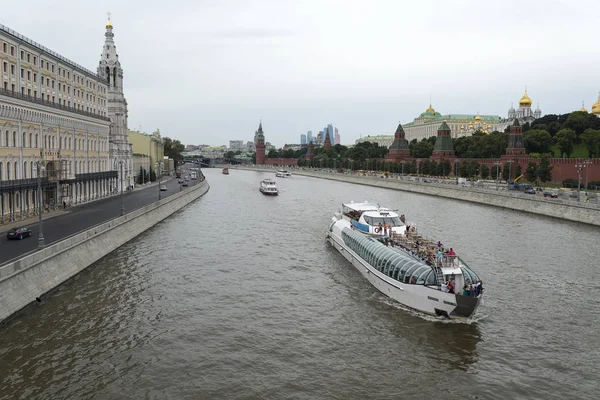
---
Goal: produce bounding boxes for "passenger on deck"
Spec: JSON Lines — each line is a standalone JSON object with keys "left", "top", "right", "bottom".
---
{"left": 441, "top": 281, "right": 448, "bottom": 293}
{"left": 437, "top": 240, "right": 442, "bottom": 248}
{"left": 462, "top": 284, "right": 470, "bottom": 296}
{"left": 447, "top": 280, "right": 455, "bottom": 294}
{"left": 448, "top": 248, "right": 456, "bottom": 265}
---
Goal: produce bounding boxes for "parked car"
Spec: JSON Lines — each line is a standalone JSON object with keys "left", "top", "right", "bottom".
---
{"left": 182, "top": 182, "right": 189, "bottom": 187}
{"left": 7, "top": 227, "right": 32, "bottom": 240}
{"left": 543, "top": 191, "right": 558, "bottom": 198}
{"left": 524, "top": 188, "right": 536, "bottom": 194}
{"left": 160, "top": 185, "right": 168, "bottom": 191}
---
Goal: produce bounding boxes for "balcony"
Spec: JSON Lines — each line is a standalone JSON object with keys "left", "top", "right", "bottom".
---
{"left": 0, "top": 177, "right": 53, "bottom": 193}
{"left": 0, "top": 88, "right": 110, "bottom": 122}
{"left": 76, "top": 171, "right": 118, "bottom": 182}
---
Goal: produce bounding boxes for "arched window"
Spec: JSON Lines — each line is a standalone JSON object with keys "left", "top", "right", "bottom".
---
{"left": 30, "top": 161, "right": 34, "bottom": 178}
{"left": 6, "top": 162, "right": 11, "bottom": 180}
{"left": 4, "top": 130, "right": 8, "bottom": 146}
{"left": 14, "top": 161, "right": 18, "bottom": 179}
{"left": 22, "top": 132, "right": 26, "bottom": 147}
{"left": 12, "top": 131, "right": 17, "bottom": 147}
{"left": 23, "top": 161, "right": 27, "bottom": 178}
{"left": 29, "top": 132, "right": 32, "bottom": 148}
{"left": 69, "top": 137, "right": 71, "bottom": 149}
{"left": 35, "top": 134, "right": 38, "bottom": 148}
{"left": 0, "top": 162, "right": 3, "bottom": 180}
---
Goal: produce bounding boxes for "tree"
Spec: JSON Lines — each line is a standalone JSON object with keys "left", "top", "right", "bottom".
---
{"left": 136, "top": 166, "right": 150, "bottom": 184}
{"left": 554, "top": 128, "right": 576, "bottom": 157}
{"left": 409, "top": 137, "right": 435, "bottom": 158}
{"left": 515, "top": 164, "right": 522, "bottom": 179}
{"left": 491, "top": 164, "right": 501, "bottom": 181}
{"left": 580, "top": 129, "right": 600, "bottom": 158}
{"left": 525, "top": 161, "right": 538, "bottom": 183}
{"left": 538, "top": 155, "right": 553, "bottom": 183}
{"left": 523, "top": 129, "right": 553, "bottom": 154}
{"left": 502, "top": 163, "right": 511, "bottom": 182}
{"left": 480, "top": 164, "right": 490, "bottom": 179}
{"left": 163, "top": 136, "right": 185, "bottom": 168}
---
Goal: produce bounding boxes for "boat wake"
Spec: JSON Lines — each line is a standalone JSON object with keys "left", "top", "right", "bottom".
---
{"left": 379, "top": 296, "right": 487, "bottom": 325}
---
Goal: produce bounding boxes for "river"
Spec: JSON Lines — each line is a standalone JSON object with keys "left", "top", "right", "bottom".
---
{"left": 1, "top": 168, "right": 598, "bottom": 399}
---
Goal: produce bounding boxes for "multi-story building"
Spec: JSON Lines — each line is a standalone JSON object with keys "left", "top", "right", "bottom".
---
{"left": 300, "top": 134, "right": 306, "bottom": 145}
{"left": 334, "top": 128, "right": 340, "bottom": 145}
{"left": 403, "top": 104, "right": 503, "bottom": 142}
{"left": 229, "top": 140, "right": 244, "bottom": 150}
{"left": 0, "top": 17, "right": 132, "bottom": 223}
{"left": 306, "top": 130, "right": 312, "bottom": 144}
{"left": 128, "top": 130, "right": 164, "bottom": 180}
{"left": 355, "top": 135, "right": 394, "bottom": 148}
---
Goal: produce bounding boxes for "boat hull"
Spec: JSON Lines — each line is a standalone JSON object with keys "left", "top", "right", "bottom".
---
{"left": 326, "top": 232, "right": 481, "bottom": 318}
{"left": 260, "top": 189, "right": 278, "bottom": 196}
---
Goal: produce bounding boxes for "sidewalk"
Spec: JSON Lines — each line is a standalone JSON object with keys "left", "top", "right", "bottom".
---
{"left": 0, "top": 176, "right": 173, "bottom": 234}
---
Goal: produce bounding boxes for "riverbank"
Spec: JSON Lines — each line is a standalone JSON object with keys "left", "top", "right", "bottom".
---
{"left": 0, "top": 179, "right": 210, "bottom": 324}
{"left": 232, "top": 165, "right": 600, "bottom": 226}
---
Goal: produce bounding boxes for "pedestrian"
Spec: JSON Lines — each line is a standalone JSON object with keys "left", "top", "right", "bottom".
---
{"left": 63, "top": 200, "right": 66, "bottom": 209}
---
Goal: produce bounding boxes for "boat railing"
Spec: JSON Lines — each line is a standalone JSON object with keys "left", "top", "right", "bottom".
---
{"left": 391, "top": 231, "right": 465, "bottom": 269}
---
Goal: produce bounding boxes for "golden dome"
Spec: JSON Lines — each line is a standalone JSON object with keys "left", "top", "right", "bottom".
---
{"left": 579, "top": 105, "right": 588, "bottom": 113}
{"left": 425, "top": 104, "right": 435, "bottom": 113}
{"left": 474, "top": 113, "right": 482, "bottom": 121}
{"left": 460, "top": 125, "right": 465, "bottom": 129}
{"left": 519, "top": 90, "right": 532, "bottom": 107}
{"left": 592, "top": 99, "right": 600, "bottom": 114}
{"left": 106, "top": 12, "right": 113, "bottom": 29}
{"left": 487, "top": 124, "right": 492, "bottom": 129}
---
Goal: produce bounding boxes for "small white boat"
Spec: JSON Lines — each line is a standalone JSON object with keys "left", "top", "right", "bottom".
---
{"left": 326, "top": 201, "right": 483, "bottom": 319}
{"left": 275, "top": 170, "right": 292, "bottom": 178}
{"left": 260, "top": 179, "right": 279, "bottom": 195}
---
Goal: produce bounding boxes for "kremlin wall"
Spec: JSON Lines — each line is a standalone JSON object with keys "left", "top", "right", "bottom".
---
{"left": 253, "top": 91, "right": 600, "bottom": 183}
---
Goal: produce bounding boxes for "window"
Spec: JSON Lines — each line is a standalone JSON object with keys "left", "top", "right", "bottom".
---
{"left": 20, "top": 68, "right": 24, "bottom": 78}
{"left": 34, "top": 73, "right": 37, "bottom": 82}
{"left": 2, "top": 43, "right": 6, "bottom": 53}
{"left": 41, "top": 76, "right": 44, "bottom": 85}
{"left": 27, "top": 54, "right": 30, "bottom": 62}
{"left": 51, "top": 65, "right": 54, "bottom": 73}
{"left": 20, "top": 50, "right": 24, "bottom": 59}
{"left": 2, "top": 62, "right": 6, "bottom": 72}
{"left": 40, "top": 59, "right": 44, "bottom": 68}
{"left": 27, "top": 89, "right": 31, "bottom": 96}
{"left": 13, "top": 131, "right": 17, "bottom": 147}
{"left": 10, "top": 64, "right": 15, "bottom": 75}
{"left": 10, "top": 46, "right": 14, "bottom": 56}
{"left": 29, "top": 133, "right": 32, "bottom": 148}
{"left": 52, "top": 80, "right": 55, "bottom": 89}
{"left": 33, "top": 56, "right": 36, "bottom": 64}
{"left": 34, "top": 90, "right": 37, "bottom": 98}
{"left": 22, "top": 132, "right": 26, "bottom": 147}
{"left": 27, "top": 71, "right": 31, "bottom": 80}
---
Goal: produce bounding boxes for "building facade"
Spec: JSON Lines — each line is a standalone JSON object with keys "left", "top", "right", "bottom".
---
{"left": 497, "top": 90, "right": 542, "bottom": 132}
{"left": 128, "top": 130, "right": 164, "bottom": 180}
{"left": 403, "top": 104, "right": 503, "bottom": 142}
{"left": 0, "top": 19, "right": 130, "bottom": 223}
{"left": 355, "top": 134, "right": 394, "bottom": 148}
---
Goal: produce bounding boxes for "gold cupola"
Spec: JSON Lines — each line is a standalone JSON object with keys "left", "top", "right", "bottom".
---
{"left": 106, "top": 12, "right": 113, "bottom": 29}
{"left": 425, "top": 104, "right": 435, "bottom": 113}
{"left": 579, "top": 102, "right": 588, "bottom": 113}
{"left": 519, "top": 90, "right": 532, "bottom": 107}
{"left": 592, "top": 95, "right": 600, "bottom": 115}
{"left": 474, "top": 113, "right": 482, "bottom": 121}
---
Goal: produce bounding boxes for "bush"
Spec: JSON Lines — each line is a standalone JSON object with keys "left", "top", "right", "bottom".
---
{"left": 562, "top": 178, "right": 578, "bottom": 188}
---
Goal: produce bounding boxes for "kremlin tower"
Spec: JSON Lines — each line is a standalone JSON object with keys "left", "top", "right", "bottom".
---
{"left": 431, "top": 122, "right": 455, "bottom": 160}
{"left": 255, "top": 121, "right": 266, "bottom": 165}
{"left": 324, "top": 132, "right": 332, "bottom": 149}
{"left": 385, "top": 122, "right": 412, "bottom": 163}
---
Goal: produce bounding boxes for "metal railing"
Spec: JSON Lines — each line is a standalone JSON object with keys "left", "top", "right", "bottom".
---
{"left": 0, "top": 88, "right": 110, "bottom": 122}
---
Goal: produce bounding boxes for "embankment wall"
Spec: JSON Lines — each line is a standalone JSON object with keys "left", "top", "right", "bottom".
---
{"left": 0, "top": 180, "right": 210, "bottom": 323}
{"left": 236, "top": 166, "right": 600, "bottom": 226}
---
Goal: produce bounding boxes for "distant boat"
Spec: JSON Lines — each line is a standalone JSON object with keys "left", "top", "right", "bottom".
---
{"left": 222, "top": 168, "right": 229, "bottom": 175}
{"left": 275, "top": 170, "right": 292, "bottom": 178}
{"left": 260, "top": 179, "right": 278, "bottom": 196}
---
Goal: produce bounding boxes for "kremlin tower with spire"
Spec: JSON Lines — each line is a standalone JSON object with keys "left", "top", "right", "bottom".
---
{"left": 255, "top": 121, "right": 266, "bottom": 165}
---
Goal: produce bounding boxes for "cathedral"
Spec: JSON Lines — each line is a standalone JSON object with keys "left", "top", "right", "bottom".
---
{"left": 498, "top": 90, "right": 542, "bottom": 131}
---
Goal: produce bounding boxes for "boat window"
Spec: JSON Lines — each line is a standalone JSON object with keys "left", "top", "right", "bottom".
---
{"left": 397, "top": 261, "right": 414, "bottom": 282}
{"left": 384, "top": 254, "right": 404, "bottom": 275}
{"left": 424, "top": 271, "right": 436, "bottom": 286}
{"left": 409, "top": 266, "right": 429, "bottom": 284}
{"left": 364, "top": 216, "right": 403, "bottom": 227}
{"left": 372, "top": 247, "right": 388, "bottom": 269}
{"left": 402, "top": 263, "right": 421, "bottom": 283}
{"left": 415, "top": 268, "right": 432, "bottom": 285}
{"left": 461, "top": 265, "right": 480, "bottom": 283}
{"left": 392, "top": 265, "right": 402, "bottom": 280}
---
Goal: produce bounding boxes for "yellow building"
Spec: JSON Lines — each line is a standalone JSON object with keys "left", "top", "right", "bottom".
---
{"left": 128, "top": 130, "right": 164, "bottom": 178}
{"left": 1, "top": 22, "right": 116, "bottom": 223}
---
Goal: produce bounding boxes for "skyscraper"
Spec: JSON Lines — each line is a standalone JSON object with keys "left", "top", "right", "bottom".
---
{"left": 300, "top": 134, "right": 307, "bottom": 145}
{"left": 335, "top": 127, "right": 340, "bottom": 145}
{"left": 307, "top": 130, "right": 313, "bottom": 143}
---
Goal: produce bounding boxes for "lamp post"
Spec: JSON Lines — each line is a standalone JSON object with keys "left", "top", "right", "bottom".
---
{"left": 493, "top": 161, "right": 501, "bottom": 191}
{"left": 37, "top": 161, "right": 45, "bottom": 249}
{"left": 455, "top": 158, "right": 459, "bottom": 177}
{"left": 507, "top": 159, "right": 513, "bottom": 191}
{"left": 576, "top": 162, "right": 583, "bottom": 202}
{"left": 119, "top": 161, "right": 124, "bottom": 216}
{"left": 157, "top": 162, "right": 162, "bottom": 200}
{"left": 584, "top": 160, "right": 591, "bottom": 195}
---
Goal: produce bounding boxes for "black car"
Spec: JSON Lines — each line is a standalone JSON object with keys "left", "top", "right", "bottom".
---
{"left": 524, "top": 188, "right": 536, "bottom": 194}
{"left": 7, "top": 227, "right": 32, "bottom": 240}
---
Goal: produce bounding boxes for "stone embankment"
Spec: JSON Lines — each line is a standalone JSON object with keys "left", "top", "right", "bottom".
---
{"left": 235, "top": 166, "right": 600, "bottom": 227}
{"left": 0, "top": 180, "right": 210, "bottom": 324}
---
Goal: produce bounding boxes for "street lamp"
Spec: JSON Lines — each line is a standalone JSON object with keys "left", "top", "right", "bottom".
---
{"left": 157, "top": 162, "right": 162, "bottom": 200}
{"left": 576, "top": 162, "right": 583, "bottom": 202}
{"left": 583, "top": 160, "right": 591, "bottom": 195}
{"left": 36, "top": 161, "right": 46, "bottom": 249}
{"left": 119, "top": 161, "right": 124, "bottom": 216}
{"left": 493, "top": 161, "right": 501, "bottom": 191}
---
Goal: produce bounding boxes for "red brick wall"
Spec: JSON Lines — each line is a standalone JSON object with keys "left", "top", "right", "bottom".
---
{"left": 263, "top": 158, "right": 298, "bottom": 166}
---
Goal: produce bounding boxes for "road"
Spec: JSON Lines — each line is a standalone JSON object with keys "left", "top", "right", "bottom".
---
{"left": 0, "top": 166, "right": 203, "bottom": 265}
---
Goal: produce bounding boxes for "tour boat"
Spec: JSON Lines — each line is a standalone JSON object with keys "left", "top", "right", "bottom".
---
{"left": 275, "top": 170, "right": 292, "bottom": 178}
{"left": 259, "top": 179, "right": 279, "bottom": 196}
{"left": 326, "top": 201, "right": 483, "bottom": 319}
{"left": 222, "top": 168, "right": 229, "bottom": 175}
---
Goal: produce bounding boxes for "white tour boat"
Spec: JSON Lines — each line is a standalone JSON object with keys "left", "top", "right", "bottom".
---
{"left": 259, "top": 179, "right": 279, "bottom": 195}
{"left": 275, "top": 170, "right": 292, "bottom": 178}
{"left": 326, "top": 201, "right": 483, "bottom": 319}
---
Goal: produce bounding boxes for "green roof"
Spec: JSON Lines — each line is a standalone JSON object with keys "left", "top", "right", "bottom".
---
{"left": 404, "top": 113, "right": 501, "bottom": 127}
{"left": 438, "top": 121, "right": 450, "bottom": 130}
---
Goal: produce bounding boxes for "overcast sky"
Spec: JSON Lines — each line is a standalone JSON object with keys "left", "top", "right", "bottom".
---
{"left": 4, "top": 0, "right": 600, "bottom": 147}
